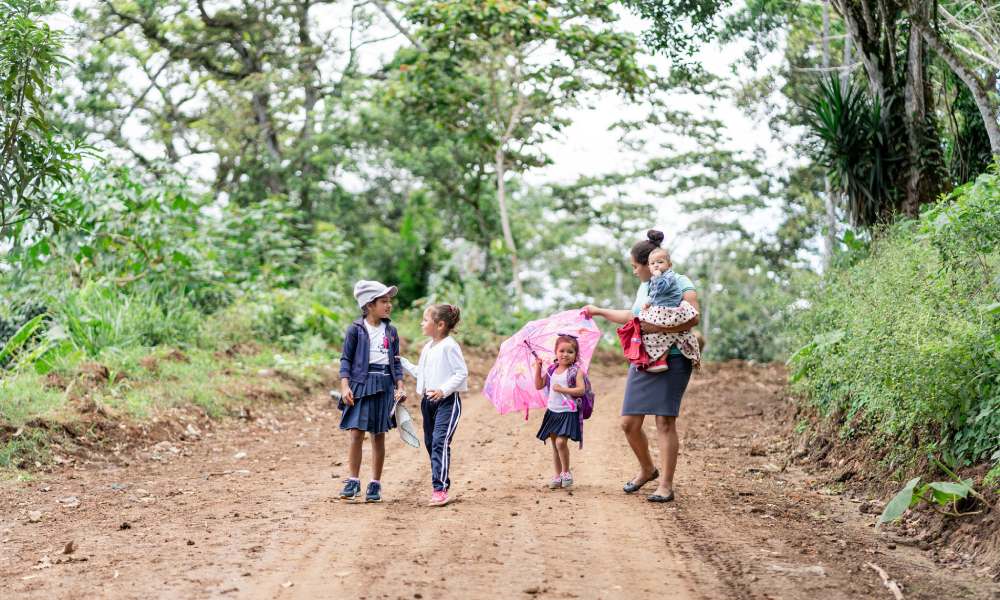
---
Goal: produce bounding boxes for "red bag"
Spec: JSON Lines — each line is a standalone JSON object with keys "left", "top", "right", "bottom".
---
{"left": 617, "top": 318, "right": 649, "bottom": 365}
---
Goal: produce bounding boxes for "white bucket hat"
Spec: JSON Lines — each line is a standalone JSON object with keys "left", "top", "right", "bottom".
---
{"left": 353, "top": 280, "right": 398, "bottom": 308}
{"left": 393, "top": 402, "right": 420, "bottom": 448}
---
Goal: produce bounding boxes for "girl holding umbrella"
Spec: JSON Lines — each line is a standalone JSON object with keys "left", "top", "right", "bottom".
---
{"left": 583, "top": 230, "right": 699, "bottom": 503}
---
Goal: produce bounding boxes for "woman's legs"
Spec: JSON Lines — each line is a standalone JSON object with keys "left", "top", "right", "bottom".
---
{"left": 621, "top": 414, "right": 656, "bottom": 483}
{"left": 370, "top": 432, "right": 386, "bottom": 480}
{"left": 549, "top": 435, "right": 561, "bottom": 475}
{"left": 554, "top": 436, "right": 570, "bottom": 473}
{"left": 347, "top": 429, "right": 364, "bottom": 478}
{"left": 652, "top": 416, "right": 678, "bottom": 496}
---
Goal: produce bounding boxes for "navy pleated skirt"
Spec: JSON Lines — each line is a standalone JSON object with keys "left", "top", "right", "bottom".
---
{"left": 536, "top": 410, "right": 582, "bottom": 443}
{"left": 339, "top": 365, "right": 396, "bottom": 434}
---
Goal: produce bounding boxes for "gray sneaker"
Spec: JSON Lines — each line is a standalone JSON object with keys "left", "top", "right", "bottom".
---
{"left": 561, "top": 472, "right": 574, "bottom": 488}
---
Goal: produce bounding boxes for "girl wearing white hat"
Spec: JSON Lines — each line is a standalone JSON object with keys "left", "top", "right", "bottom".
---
{"left": 337, "top": 280, "right": 405, "bottom": 503}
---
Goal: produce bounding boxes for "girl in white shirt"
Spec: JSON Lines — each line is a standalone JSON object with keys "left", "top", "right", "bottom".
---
{"left": 413, "top": 304, "right": 468, "bottom": 507}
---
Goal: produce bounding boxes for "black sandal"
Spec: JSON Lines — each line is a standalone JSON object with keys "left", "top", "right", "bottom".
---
{"left": 647, "top": 491, "right": 675, "bottom": 503}
{"left": 623, "top": 469, "right": 659, "bottom": 494}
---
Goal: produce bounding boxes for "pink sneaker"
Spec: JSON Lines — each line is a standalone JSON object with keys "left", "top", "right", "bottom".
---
{"left": 428, "top": 490, "right": 449, "bottom": 507}
{"left": 548, "top": 475, "right": 562, "bottom": 489}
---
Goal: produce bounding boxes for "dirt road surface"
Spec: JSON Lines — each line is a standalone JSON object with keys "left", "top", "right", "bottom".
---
{"left": 2, "top": 360, "right": 995, "bottom": 599}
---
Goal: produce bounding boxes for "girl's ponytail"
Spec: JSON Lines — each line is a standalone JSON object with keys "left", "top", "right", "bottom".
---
{"left": 430, "top": 304, "right": 462, "bottom": 334}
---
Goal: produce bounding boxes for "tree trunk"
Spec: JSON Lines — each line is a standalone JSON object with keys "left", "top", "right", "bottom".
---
{"left": 821, "top": 0, "right": 838, "bottom": 270}
{"left": 832, "top": 0, "right": 887, "bottom": 101}
{"left": 494, "top": 146, "right": 524, "bottom": 305}
{"left": 903, "top": 1, "right": 936, "bottom": 216}
{"left": 917, "top": 21, "right": 1000, "bottom": 156}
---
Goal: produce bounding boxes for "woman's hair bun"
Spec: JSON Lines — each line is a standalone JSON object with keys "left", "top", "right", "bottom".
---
{"left": 647, "top": 229, "right": 665, "bottom": 245}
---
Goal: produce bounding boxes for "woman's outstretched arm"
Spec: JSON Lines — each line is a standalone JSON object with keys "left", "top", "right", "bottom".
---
{"left": 583, "top": 305, "right": 633, "bottom": 325}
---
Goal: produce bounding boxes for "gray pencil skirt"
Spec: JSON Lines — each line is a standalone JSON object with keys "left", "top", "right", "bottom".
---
{"left": 621, "top": 354, "right": 693, "bottom": 417}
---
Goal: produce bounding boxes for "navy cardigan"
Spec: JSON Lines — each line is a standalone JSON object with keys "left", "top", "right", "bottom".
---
{"left": 339, "top": 317, "right": 402, "bottom": 384}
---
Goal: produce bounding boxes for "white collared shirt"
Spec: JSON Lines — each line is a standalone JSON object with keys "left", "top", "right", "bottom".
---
{"left": 408, "top": 336, "right": 468, "bottom": 397}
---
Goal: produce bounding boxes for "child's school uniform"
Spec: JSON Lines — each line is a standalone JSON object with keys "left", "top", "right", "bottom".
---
{"left": 339, "top": 317, "right": 402, "bottom": 434}
{"left": 415, "top": 336, "right": 468, "bottom": 492}
{"left": 536, "top": 368, "right": 582, "bottom": 443}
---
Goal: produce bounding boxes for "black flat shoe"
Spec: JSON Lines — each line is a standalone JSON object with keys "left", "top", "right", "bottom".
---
{"left": 647, "top": 492, "right": 675, "bottom": 503}
{"left": 623, "top": 469, "right": 659, "bottom": 494}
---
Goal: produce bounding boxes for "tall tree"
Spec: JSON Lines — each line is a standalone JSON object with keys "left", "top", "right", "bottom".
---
{"left": 0, "top": 0, "right": 79, "bottom": 243}
{"left": 913, "top": 1, "right": 1000, "bottom": 155}
{"left": 826, "top": 0, "right": 945, "bottom": 216}
{"left": 388, "top": 0, "right": 650, "bottom": 305}
{"left": 66, "top": 0, "right": 387, "bottom": 222}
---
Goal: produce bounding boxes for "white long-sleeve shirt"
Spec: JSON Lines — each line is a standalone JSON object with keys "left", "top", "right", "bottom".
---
{"left": 407, "top": 336, "right": 468, "bottom": 398}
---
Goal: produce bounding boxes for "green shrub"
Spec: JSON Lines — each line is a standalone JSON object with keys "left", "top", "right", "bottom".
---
{"left": 56, "top": 282, "right": 202, "bottom": 355}
{"left": 788, "top": 167, "right": 1000, "bottom": 465}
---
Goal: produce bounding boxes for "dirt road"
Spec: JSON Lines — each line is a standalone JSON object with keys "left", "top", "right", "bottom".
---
{"left": 1, "top": 360, "right": 994, "bottom": 599}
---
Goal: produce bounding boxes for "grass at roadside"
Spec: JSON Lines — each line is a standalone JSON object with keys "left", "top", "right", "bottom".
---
{"left": 0, "top": 343, "right": 332, "bottom": 471}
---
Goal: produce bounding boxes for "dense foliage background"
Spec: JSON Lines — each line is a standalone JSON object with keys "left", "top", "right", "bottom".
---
{"left": 1, "top": 0, "right": 997, "bottom": 479}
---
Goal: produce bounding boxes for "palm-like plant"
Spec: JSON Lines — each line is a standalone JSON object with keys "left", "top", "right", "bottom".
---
{"left": 805, "top": 76, "right": 906, "bottom": 228}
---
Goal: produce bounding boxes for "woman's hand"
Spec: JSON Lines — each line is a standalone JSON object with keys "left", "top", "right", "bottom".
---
{"left": 340, "top": 380, "right": 355, "bottom": 406}
{"left": 427, "top": 389, "right": 445, "bottom": 401}
{"left": 582, "top": 305, "right": 601, "bottom": 319}
{"left": 552, "top": 384, "right": 568, "bottom": 394}
{"left": 394, "top": 387, "right": 406, "bottom": 403}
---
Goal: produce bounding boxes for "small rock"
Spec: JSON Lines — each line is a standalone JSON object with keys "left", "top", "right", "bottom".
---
{"left": 511, "top": 512, "right": 518, "bottom": 517}
{"left": 39, "top": 485, "right": 51, "bottom": 492}
{"left": 887, "top": 543, "right": 896, "bottom": 550}
{"left": 111, "top": 483, "right": 127, "bottom": 491}
{"left": 119, "top": 522, "right": 131, "bottom": 530}
{"left": 152, "top": 441, "right": 179, "bottom": 454}
{"left": 58, "top": 496, "right": 80, "bottom": 508}
{"left": 233, "top": 451, "right": 247, "bottom": 460}
{"left": 27, "top": 511, "right": 42, "bottom": 523}
{"left": 524, "top": 586, "right": 540, "bottom": 595}
{"left": 281, "top": 581, "right": 294, "bottom": 588}
{"left": 187, "top": 540, "right": 195, "bottom": 546}
{"left": 767, "top": 564, "right": 826, "bottom": 577}
{"left": 63, "top": 541, "right": 76, "bottom": 555}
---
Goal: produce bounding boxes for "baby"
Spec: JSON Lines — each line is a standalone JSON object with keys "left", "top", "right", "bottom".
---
{"left": 638, "top": 248, "right": 701, "bottom": 372}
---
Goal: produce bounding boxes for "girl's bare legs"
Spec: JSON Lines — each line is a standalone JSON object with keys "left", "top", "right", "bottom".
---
{"left": 348, "top": 429, "right": 364, "bottom": 478}
{"left": 550, "top": 435, "right": 561, "bottom": 476}
{"left": 621, "top": 414, "right": 657, "bottom": 484}
{"left": 370, "top": 432, "right": 386, "bottom": 480}
{"left": 652, "top": 416, "right": 679, "bottom": 496}
{"left": 555, "top": 436, "right": 570, "bottom": 473}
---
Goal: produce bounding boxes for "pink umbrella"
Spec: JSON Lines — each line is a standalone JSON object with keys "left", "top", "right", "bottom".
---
{"left": 484, "top": 310, "right": 601, "bottom": 419}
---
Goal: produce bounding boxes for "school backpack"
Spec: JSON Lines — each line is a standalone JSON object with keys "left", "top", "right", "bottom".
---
{"left": 545, "top": 363, "right": 595, "bottom": 419}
